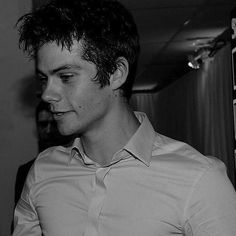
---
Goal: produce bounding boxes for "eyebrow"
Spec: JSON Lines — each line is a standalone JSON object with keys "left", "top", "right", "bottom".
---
{"left": 36, "top": 64, "right": 81, "bottom": 76}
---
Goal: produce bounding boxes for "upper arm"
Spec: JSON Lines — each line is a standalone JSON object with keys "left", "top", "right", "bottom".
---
{"left": 184, "top": 160, "right": 236, "bottom": 236}
{"left": 13, "top": 164, "right": 41, "bottom": 236}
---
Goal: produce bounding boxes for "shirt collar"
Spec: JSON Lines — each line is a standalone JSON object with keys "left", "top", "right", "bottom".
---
{"left": 69, "top": 112, "right": 156, "bottom": 167}
{"left": 123, "top": 112, "right": 156, "bottom": 166}
{"left": 69, "top": 138, "right": 86, "bottom": 164}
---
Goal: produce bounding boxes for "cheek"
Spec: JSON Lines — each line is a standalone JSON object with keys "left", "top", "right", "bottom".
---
{"left": 67, "top": 85, "right": 111, "bottom": 113}
{"left": 65, "top": 89, "right": 85, "bottom": 110}
{"left": 70, "top": 95, "right": 94, "bottom": 113}
{"left": 80, "top": 95, "right": 109, "bottom": 116}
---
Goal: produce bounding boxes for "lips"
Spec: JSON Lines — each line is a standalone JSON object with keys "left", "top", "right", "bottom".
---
{"left": 54, "top": 112, "right": 64, "bottom": 116}
{"left": 52, "top": 111, "right": 67, "bottom": 119}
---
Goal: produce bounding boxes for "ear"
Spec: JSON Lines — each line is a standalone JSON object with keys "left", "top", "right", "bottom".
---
{"left": 109, "top": 57, "right": 129, "bottom": 90}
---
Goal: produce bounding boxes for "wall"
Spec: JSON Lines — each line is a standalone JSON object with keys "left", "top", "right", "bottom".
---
{"left": 131, "top": 44, "right": 235, "bottom": 185}
{"left": 0, "top": 1, "right": 38, "bottom": 235}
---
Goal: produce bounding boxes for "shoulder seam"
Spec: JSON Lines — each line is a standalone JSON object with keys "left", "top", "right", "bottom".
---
{"left": 182, "top": 160, "right": 219, "bottom": 226}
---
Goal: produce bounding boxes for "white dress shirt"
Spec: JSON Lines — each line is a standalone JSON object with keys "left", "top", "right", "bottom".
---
{"left": 13, "top": 112, "right": 236, "bottom": 236}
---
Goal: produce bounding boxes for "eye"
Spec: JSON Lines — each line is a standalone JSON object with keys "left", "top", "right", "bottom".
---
{"left": 59, "top": 73, "right": 75, "bottom": 83}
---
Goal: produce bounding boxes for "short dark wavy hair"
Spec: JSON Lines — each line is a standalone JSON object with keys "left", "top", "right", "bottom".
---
{"left": 17, "top": 0, "right": 140, "bottom": 99}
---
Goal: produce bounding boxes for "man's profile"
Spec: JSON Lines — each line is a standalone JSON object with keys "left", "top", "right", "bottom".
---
{"left": 13, "top": 0, "right": 236, "bottom": 235}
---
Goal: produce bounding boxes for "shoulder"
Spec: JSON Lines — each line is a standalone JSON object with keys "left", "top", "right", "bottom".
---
{"left": 26, "top": 145, "right": 71, "bottom": 185}
{"left": 36, "top": 145, "right": 70, "bottom": 163}
{"left": 150, "top": 133, "right": 228, "bottom": 186}
{"left": 152, "top": 133, "right": 220, "bottom": 164}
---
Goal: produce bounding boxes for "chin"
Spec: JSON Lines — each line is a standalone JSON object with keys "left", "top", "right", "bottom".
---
{"left": 58, "top": 127, "right": 74, "bottom": 136}
{"left": 57, "top": 120, "right": 85, "bottom": 137}
{"left": 58, "top": 125, "right": 82, "bottom": 137}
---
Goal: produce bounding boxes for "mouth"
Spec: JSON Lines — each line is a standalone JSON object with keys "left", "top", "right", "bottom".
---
{"left": 52, "top": 111, "right": 68, "bottom": 119}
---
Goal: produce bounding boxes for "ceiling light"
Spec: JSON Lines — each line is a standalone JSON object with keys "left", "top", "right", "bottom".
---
{"left": 187, "top": 48, "right": 211, "bottom": 69}
{"left": 187, "top": 39, "right": 226, "bottom": 70}
{"left": 187, "top": 54, "right": 201, "bottom": 69}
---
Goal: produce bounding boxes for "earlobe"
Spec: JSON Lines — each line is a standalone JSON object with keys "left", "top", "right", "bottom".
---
{"left": 110, "top": 57, "right": 129, "bottom": 90}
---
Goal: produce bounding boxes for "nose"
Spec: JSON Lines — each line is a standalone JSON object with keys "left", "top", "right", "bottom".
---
{"left": 41, "top": 78, "right": 61, "bottom": 103}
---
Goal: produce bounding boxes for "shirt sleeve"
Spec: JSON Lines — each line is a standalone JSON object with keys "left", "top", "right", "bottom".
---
{"left": 12, "top": 164, "right": 42, "bottom": 236}
{"left": 184, "top": 159, "right": 236, "bottom": 236}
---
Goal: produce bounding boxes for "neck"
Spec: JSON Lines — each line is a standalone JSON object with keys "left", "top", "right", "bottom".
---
{"left": 80, "top": 102, "right": 140, "bottom": 166}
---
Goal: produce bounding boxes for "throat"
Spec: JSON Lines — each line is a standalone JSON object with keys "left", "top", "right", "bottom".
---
{"left": 80, "top": 135, "right": 119, "bottom": 166}
{"left": 80, "top": 108, "right": 140, "bottom": 166}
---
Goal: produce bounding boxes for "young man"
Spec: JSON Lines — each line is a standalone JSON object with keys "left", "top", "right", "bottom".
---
{"left": 13, "top": 0, "right": 236, "bottom": 235}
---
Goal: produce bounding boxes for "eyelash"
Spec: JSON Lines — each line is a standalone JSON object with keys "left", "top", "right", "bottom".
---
{"left": 36, "top": 73, "right": 75, "bottom": 87}
{"left": 59, "top": 73, "right": 74, "bottom": 83}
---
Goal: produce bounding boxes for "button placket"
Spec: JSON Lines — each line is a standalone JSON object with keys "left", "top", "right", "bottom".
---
{"left": 84, "top": 166, "right": 111, "bottom": 236}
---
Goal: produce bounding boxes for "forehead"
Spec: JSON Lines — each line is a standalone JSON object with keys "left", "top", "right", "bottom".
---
{"left": 36, "top": 40, "right": 84, "bottom": 69}
{"left": 37, "top": 40, "right": 81, "bottom": 57}
{"left": 36, "top": 39, "right": 98, "bottom": 75}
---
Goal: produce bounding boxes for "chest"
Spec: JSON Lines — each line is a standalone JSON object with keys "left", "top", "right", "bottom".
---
{"left": 33, "top": 164, "right": 186, "bottom": 236}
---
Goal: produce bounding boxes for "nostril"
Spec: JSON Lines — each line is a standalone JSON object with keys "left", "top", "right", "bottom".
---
{"left": 42, "top": 89, "right": 61, "bottom": 103}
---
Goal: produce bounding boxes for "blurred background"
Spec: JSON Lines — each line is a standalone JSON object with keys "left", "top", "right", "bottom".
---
{"left": 0, "top": 0, "right": 236, "bottom": 235}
